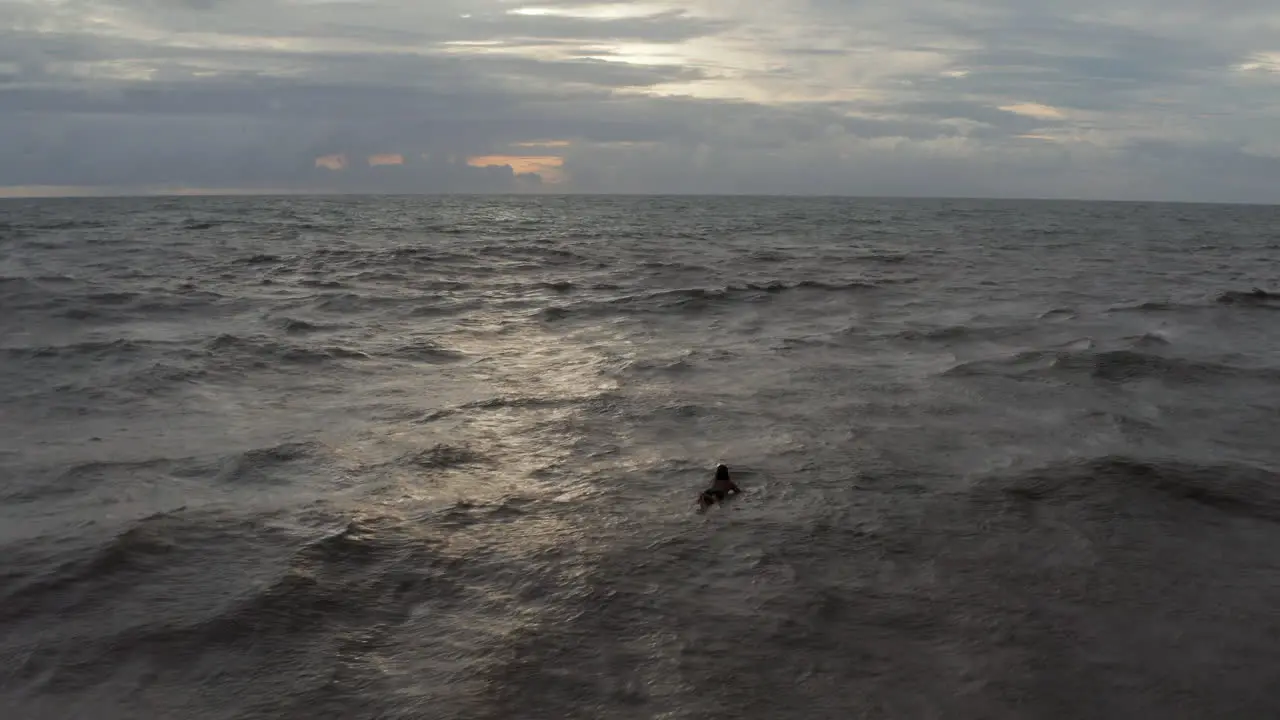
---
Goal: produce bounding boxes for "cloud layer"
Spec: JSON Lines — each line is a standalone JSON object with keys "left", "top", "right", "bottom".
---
{"left": 2, "top": 0, "right": 1278, "bottom": 201}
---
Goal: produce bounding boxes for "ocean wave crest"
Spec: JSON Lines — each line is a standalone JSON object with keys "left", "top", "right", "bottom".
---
{"left": 947, "top": 347, "right": 1280, "bottom": 384}
{"left": 980, "top": 455, "right": 1280, "bottom": 522}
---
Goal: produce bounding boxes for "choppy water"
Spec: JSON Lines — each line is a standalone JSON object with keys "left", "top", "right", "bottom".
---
{"left": 2, "top": 195, "right": 1280, "bottom": 719}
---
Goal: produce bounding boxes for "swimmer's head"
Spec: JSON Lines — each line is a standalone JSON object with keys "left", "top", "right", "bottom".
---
{"left": 715, "top": 464, "right": 729, "bottom": 481}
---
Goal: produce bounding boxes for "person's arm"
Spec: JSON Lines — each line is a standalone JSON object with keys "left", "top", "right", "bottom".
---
{"left": 729, "top": 480, "right": 742, "bottom": 493}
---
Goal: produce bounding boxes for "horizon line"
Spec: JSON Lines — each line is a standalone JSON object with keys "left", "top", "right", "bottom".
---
{"left": 0, "top": 188, "right": 1276, "bottom": 208}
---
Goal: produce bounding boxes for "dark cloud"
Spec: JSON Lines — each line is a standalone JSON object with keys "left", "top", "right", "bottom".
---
{"left": 922, "top": 17, "right": 1239, "bottom": 111}
{"left": 0, "top": 0, "right": 1278, "bottom": 200}
{"left": 879, "top": 100, "right": 1064, "bottom": 135}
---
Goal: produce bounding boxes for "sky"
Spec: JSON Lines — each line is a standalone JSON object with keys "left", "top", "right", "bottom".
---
{"left": 2, "top": 0, "right": 1279, "bottom": 201}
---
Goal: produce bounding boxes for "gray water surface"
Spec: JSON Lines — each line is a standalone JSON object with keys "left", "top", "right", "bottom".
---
{"left": 2, "top": 195, "right": 1279, "bottom": 719}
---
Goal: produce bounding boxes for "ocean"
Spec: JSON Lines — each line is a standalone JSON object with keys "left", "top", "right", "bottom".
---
{"left": 2, "top": 195, "right": 1279, "bottom": 719}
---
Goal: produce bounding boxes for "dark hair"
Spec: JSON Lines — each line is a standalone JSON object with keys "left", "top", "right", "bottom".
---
{"left": 715, "top": 464, "right": 729, "bottom": 481}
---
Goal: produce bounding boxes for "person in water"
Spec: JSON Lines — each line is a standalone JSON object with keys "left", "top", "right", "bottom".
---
{"left": 698, "top": 463, "right": 741, "bottom": 509}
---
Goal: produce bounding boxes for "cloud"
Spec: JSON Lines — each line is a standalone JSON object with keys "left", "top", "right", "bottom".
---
{"left": 0, "top": 0, "right": 1278, "bottom": 200}
{"left": 469, "top": 154, "right": 567, "bottom": 183}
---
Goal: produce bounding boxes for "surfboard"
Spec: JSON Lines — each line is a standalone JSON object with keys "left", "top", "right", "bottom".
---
{"left": 696, "top": 489, "right": 740, "bottom": 513}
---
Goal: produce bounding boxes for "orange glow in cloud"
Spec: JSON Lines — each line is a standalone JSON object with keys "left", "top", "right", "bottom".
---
{"left": 315, "top": 154, "right": 347, "bottom": 170}
{"left": 999, "top": 102, "right": 1065, "bottom": 120}
{"left": 367, "top": 153, "right": 405, "bottom": 166}
{"left": 468, "top": 154, "right": 566, "bottom": 182}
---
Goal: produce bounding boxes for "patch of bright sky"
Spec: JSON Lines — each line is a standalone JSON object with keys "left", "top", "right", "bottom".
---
{"left": 25, "top": 0, "right": 962, "bottom": 107}
{"left": 629, "top": 36, "right": 946, "bottom": 105}
{"left": 505, "top": 3, "right": 672, "bottom": 19}
{"left": 482, "top": 1, "right": 959, "bottom": 105}
{"left": 1000, "top": 103, "right": 1067, "bottom": 120}
{"left": 61, "top": 59, "right": 159, "bottom": 82}
{"left": 1236, "top": 51, "right": 1280, "bottom": 73}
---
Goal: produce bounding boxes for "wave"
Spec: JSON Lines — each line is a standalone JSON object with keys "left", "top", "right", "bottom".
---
{"left": 414, "top": 392, "right": 617, "bottom": 424}
{"left": 130, "top": 360, "right": 208, "bottom": 385}
{"left": 23, "top": 219, "right": 107, "bottom": 232}
{"left": 58, "top": 307, "right": 104, "bottom": 320}
{"left": 1073, "top": 350, "right": 1279, "bottom": 383}
{"left": 352, "top": 271, "right": 410, "bottom": 282}
{"left": 236, "top": 253, "right": 283, "bottom": 265}
{"left": 894, "top": 323, "right": 1030, "bottom": 344}
{"left": 8, "top": 284, "right": 232, "bottom": 317}
{"left": 461, "top": 395, "right": 590, "bottom": 413}
{"left": 162, "top": 516, "right": 444, "bottom": 648}
{"left": 414, "top": 280, "right": 474, "bottom": 292}
{"left": 743, "top": 279, "right": 879, "bottom": 293}
{"left": 1083, "top": 409, "right": 1162, "bottom": 436}
{"left": 639, "top": 259, "right": 712, "bottom": 272}
{"left": 0, "top": 512, "right": 187, "bottom": 625}
{"left": 296, "top": 516, "right": 402, "bottom": 563}
{"left": 438, "top": 497, "right": 534, "bottom": 527}
{"left": 203, "top": 334, "right": 370, "bottom": 365}
{"left": 5, "top": 286, "right": 229, "bottom": 319}
{"left": 0, "top": 509, "right": 420, "bottom": 696}
{"left": 275, "top": 317, "right": 325, "bottom": 334}
{"left": 946, "top": 347, "right": 1280, "bottom": 384}
{"left": 773, "top": 334, "right": 840, "bottom": 351}
{"left": 2, "top": 338, "right": 173, "bottom": 362}
{"left": 896, "top": 325, "right": 978, "bottom": 342}
{"left": 85, "top": 291, "right": 138, "bottom": 305}
{"left": 311, "top": 292, "right": 418, "bottom": 314}
{"left": 13, "top": 443, "right": 323, "bottom": 500}
{"left": 1039, "top": 307, "right": 1077, "bottom": 321}
{"left": 3, "top": 457, "right": 189, "bottom": 504}
{"left": 478, "top": 244, "right": 589, "bottom": 266}
{"left": 280, "top": 345, "right": 370, "bottom": 364}
{"left": 979, "top": 456, "right": 1280, "bottom": 522}
{"left": 0, "top": 274, "right": 77, "bottom": 284}
{"left": 128, "top": 291, "right": 230, "bottom": 316}
{"left": 535, "top": 280, "right": 881, "bottom": 322}
{"left": 399, "top": 443, "right": 490, "bottom": 469}
{"left": 536, "top": 280, "right": 577, "bottom": 293}
{"left": 1109, "top": 288, "right": 1280, "bottom": 314}
{"left": 216, "top": 441, "right": 322, "bottom": 484}
{"left": 536, "top": 306, "right": 574, "bottom": 322}
{"left": 615, "top": 356, "right": 696, "bottom": 376}
{"left": 6, "top": 356, "right": 211, "bottom": 408}
{"left": 0, "top": 506, "right": 303, "bottom": 626}
{"left": 1126, "top": 332, "right": 1171, "bottom": 348}
{"left": 346, "top": 247, "right": 476, "bottom": 270}
{"left": 1217, "top": 288, "right": 1280, "bottom": 307}
{"left": 0, "top": 275, "right": 81, "bottom": 309}
{"left": 608, "top": 348, "right": 733, "bottom": 378}
{"left": 76, "top": 514, "right": 436, "bottom": 656}
{"left": 857, "top": 252, "right": 911, "bottom": 264}
{"left": 0, "top": 272, "right": 80, "bottom": 301}
{"left": 387, "top": 339, "right": 466, "bottom": 363}
{"left": 747, "top": 249, "right": 792, "bottom": 262}
{"left": 1110, "top": 300, "right": 1192, "bottom": 313}
{"left": 406, "top": 298, "right": 484, "bottom": 317}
